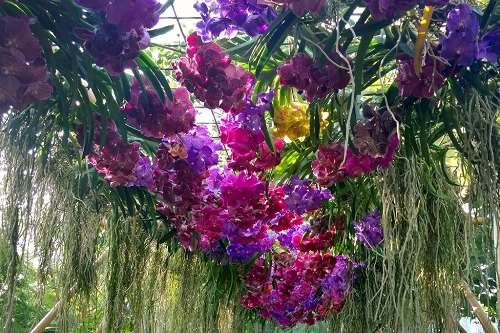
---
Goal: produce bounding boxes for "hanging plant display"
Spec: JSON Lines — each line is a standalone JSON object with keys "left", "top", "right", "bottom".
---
{"left": 0, "top": 0, "right": 498, "bottom": 332}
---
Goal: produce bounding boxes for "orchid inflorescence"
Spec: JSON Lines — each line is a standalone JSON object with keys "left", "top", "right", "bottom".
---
{"left": 80, "top": 31, "right": 391, "bottom": 326}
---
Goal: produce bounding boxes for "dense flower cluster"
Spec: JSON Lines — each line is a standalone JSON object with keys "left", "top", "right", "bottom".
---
{"left": 86, "top": 115, "right": 361, "bottom": 325}
{"left": 80, "top": 14, "right": 403, "bottom": 327}
{"left": 123, "top": 82, "right": 195, "bottom": 138}
{"left": 294, "top": 226, "right": 335, "bottom": 252}
{"left": 192, "top": 169, "right": 333, "bottom": 263}
{"left": 194, "top": 171, "right": 269, "bottom": 261}
{"left": 11, "top": 0, "right": 492, "bottom": 326}
{"left": 196, "top": 171, "right": 327, "bottom": 262}
{"left": 353, "top": 209, "right": 383, "bottom": 248}
{"left": 105, "top": 0, "right": 161, "bottom": 32}
{"left": 173, "top": 33, "right": 254, "bottom": 112}
{"left": 87, "top": 122, "right": 217, "bottom": 250}
{"left": 312, "top": 144, "right": 351, "bottom": 186}
{"left": 154, "top": 127, "right": 219, "bottom": 188}
{"left": 220, "top": 172, "right": 275, "bottom": 261}
{"left": 86, "top": 120, "right": 143, "bottom": 187}
{"left": 440, "top": 4, "right": 479, "bottom": 67}
{"left": 320, "top": 255, "right": 353, "bottom": 311}
{"left": 0, "top": 16, "right": 52, "bottom": 112}
{"left": 221, "top": 116, "right": 264, "bottom": 167}
{"left": 75, "top": 0, "right": 160, "bottom": 74}
{"left": 364, "top": 0, "right": 416, "bottom": 21}
{"left": 364, "top": 0, "right": 448, "bottom": 21}
{"left": 278, "top": 53, "right": 350, "bottom": 101}
{"left": 221, "top": 114, "right": 285, "bottom": 172}
{"left": 283, "top": 176, "right": 331, "bottom": 215}
{"left": 154, "top": 126, "right": 221, "bottom": 249}
{"left": 395, "top": 54, "right": 447, "bottom": 98}
{"left": 271, "top": 0, "right": 326, "bottom": 17}
{"left": 76, "top": 24, "right": 150, "bottom": 75}
{"left": 173, "top": 33, "right": 285, "bottom": 171}
{"left": 272, "top": 103, "right": 310, "bottom": 141}
{"left": 220, "top": 92, "right": 285, "bottom": 171}
{"left": 76, "top": 0, "right": 161, "bottom": 31}
{"left": 312, "top": 109, "right": 399, "bottom": 186}
{"left": 241, "top": 252, "right": 356, "bottom": 326}
{"left": 194, "top": 0, "right": 276, "bottom": 40}
{"left": 181, "top": 127, "right": 222, "bottom": 175}
{"left": 272, "top": 102, "right": 330, "bottom": 141}
{"left": 293, "top": 214, "right": 345, "bottom": 252}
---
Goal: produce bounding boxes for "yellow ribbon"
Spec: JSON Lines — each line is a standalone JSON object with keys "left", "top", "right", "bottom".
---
{"left": 414, "top": 6, "right": 435, "bottom": 76}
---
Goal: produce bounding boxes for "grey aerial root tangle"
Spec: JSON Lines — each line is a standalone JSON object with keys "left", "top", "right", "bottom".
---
{"left": 370, "top": 157, "right": 464, "bottom": 333}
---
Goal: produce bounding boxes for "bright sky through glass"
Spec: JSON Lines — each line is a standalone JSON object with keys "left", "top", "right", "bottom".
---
{"left": 153, "top": 1, "right": 225, "bottom": 141}
{"left": 154, "top": 0, "right": 201, "bottom": 44}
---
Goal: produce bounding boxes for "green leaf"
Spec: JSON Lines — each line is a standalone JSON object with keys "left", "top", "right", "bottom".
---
{"left": 251, "top": 11, "right": 297, "bottom": 77}
{"left": 341, "top": 9, "right": 370, "bottom": 50}
{"left": 353, "top": 19, "right": 392, "bottom": 36}
{"left": 139, "top": 52, "right": 173, "bottom": 101}
{"left": 137, "top": 57, "right": 166, "bottom": 102}
{"left": 148, "top": 25, "right": 174, "bottom": 38}
{"left": 308, "top": 102, "right": 320, "bottom": 146}
{"left": 120, "top": 74, "right": 132, "bottom": 101}
{"left": 126, "top": 124, "right": 162, "bottom": 144}
{"left": 354, "top": 32, "right": 375, "bottom": 97}
{"left": 158, "top": 0, "right": 175, "bottom": 15}
{"left": 481, "top": 0, "right": 498, "bottom": 29}
{"left": 261, "top": 113, "right": 275, "bottom": 153}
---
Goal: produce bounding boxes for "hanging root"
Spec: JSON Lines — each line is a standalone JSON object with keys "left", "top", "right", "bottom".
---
{"left": 330, "top": 156, "right": 467, "bottom": 333}
{"left": 456, "top": 91, "right": 499, "bottom": 325}
{"left": 0, "top": 110, "right": 109, "bottom": 332}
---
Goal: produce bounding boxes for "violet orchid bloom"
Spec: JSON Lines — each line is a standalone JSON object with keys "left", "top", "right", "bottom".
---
{"left": 364, "top": 0, "right": 417, "bottom": 21}
{"left": 124, "top": 84, "right": 196, "bottom": 138}
{"left": 353, "top": 209, "right": 384, "bottom": 248}
{"left": 0, "top": 16, "right": 52, "bottom": 112}
{"left": 395, "top": 54, "right": 447, "bottom": 98}
{"left": 278, "top": 52, "right": 350, "bottom": 101}
{"left": 194, "top": 0, "right": 276, "bottom": 40}
{"left": 273, "top": 0, "right": 326, "bottom": 17}
{"left": 283, "top": 176, "right": 331, "bottom": 214}
{"left": 440, "top": 4, "right": 480, "bottom": 67}
{"left": 365, "top": 0, "right": 448, "bottom": 21}
{"left": 87, "top": 121, "right": 141, "bottom": 187}
{"left": 173, "top": 33, "right": 254, "bottom": 112}
{"left": 478, "top": 28, "right": 500, "bottom": 63}
{"left": 106, "top": 0, "right": 161, "bottom": 32}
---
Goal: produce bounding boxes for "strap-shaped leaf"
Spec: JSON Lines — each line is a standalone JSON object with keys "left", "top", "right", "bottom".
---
{"left": 148, "top": 24, "right": 174, "bottom": 38}
{"left": 251, "top": 11, "right": 297, "bottom": 77}
{"left": 481, "top": 0, "right": 498, "bottom": 29}
{"left": 137, "top": 57, "right": 166, "bottom": 102}
{"left": 158, "top": 0, "right": 175, "bottom": 15}
{"left": 139, "top": 52, "right": 174, "bottom": 101}
{"left": 354, "top": 32, "right": 375, "bottom": 97}
{"left": 261, "top": 112, "right": 275, "bottom": 153}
